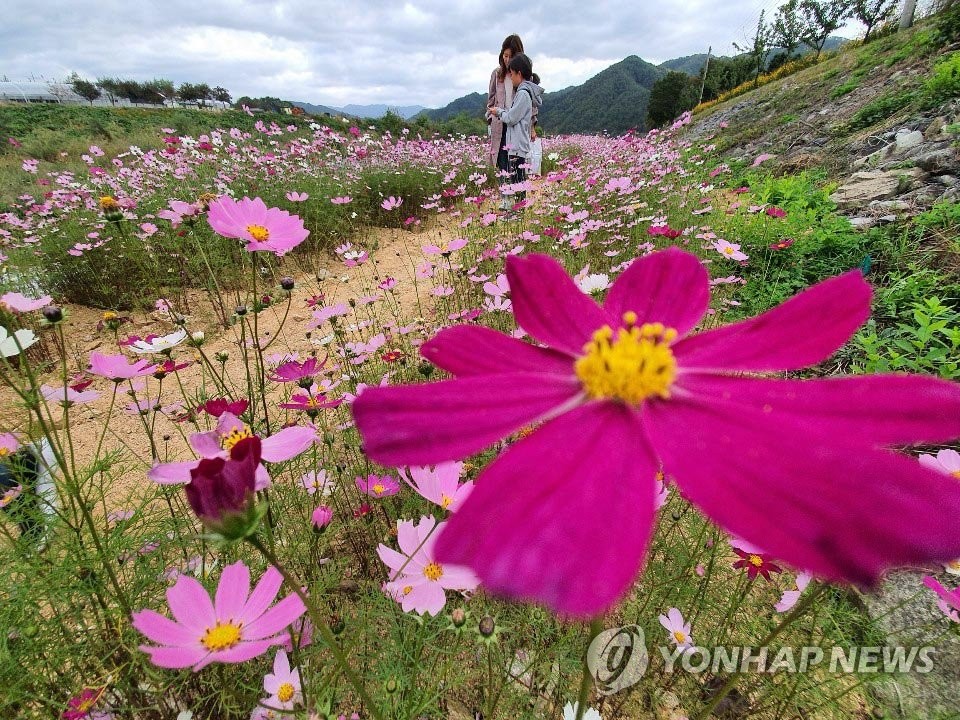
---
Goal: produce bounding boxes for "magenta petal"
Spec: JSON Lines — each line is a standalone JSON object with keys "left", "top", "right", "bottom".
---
{"left": 420, "top": 325, "right": 575, "bottom": 376}
{"left": 434, "top": 403, "right": 658, "bottom": 618}
{"left": 243, "top": 566, "right": 284, "bottom": 621}
{"left": 140, "top": 645, "right": 207, "bottom": 670}
{"left": 214, "top": 561, "right": 250, "bottom": 621}
{"left": 674, "top": 270, "right": 871, "bottom": 371}
{"left": 603, "top": 247, "right": 710, "bottom": 335}
{"left": 505, "top": 253, "right": 610, "bottom": 355}
{"left": 209, "top": 639, "right": 278, "bottom": 665}
{"left": 260, "top": 425, "right": 315, "bottom": 462}
{"left": 675, "top": 373, "right": 960, "bottom": 446}
{"left": 644, "top": 396, "right": 960, "bottom": 584}
{"left": 353, "top": 373, "right": 582, "bottom": 466}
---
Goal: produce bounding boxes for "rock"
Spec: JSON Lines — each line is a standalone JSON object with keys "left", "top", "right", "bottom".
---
{"left": 936, "top": 175, "right": 959, "bottom": 187}
{"left": 868, "top": 200, "right": 910, "bottom": 211}
{"left": 829, "top": 169, "right": 924, "bottom": 208}
{"left": 940, "top": 187, "right": 960, "bottom": 203}
{"left": 924, "top": 116, "right": 947, "bottom": 139}
{"left": 914, "top": 148, "right": 958, "bottom": 174}
{"left": 848, "top": 217, "right": 877, "bottom": 230}
{"left": 863, "top": 571, "right": 960, "bottom": 719}
{"left": 895, "top": 130, "right": 924, "bottom": 154}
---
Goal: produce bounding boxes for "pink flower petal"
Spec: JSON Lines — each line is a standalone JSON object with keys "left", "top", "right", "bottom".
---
{"left": 243, "top": 566, "right": 285, "bottom": 621}
{"left": 603, "top": 247, "right": 710, "bottom": 335}
{"left": 147, "top": 460, "right": 198, "bottom": 485}
{"left": 505, "top": 253, "right": 610, "bottom": 355}
{"left": 260, "top": 425, "right": 315, "bottom": 462}
{"left": 131, "top": 609, "right": 199, "bottom": 646}
{"left": 354, "top": 373, "right": 582, "bottom": 466}
{"left": 167, "top": 576, "right": 216, "bottom": 634}
{"left": 420, "top": 325, "right": 574, "bottom": 376}
{"left": 215, "top": 561, "right": 250, "bottom": 621}
{"left": 645, "top": 396, "right": 960, "bottom": 585}
{"left": 206, "top": 639, "right": 279, "bottom": 666}
{"left": 139, "top": 644, "right": 208, "bottom": 670}
{"left": 435, "top": 403, "right": 658, "bottom": 617}
{"left": 243, "top": 595, "right": 306, "bottom": 641}
{"left": 675, "top": 374, "right": 960, "bottom": 446}
{"left": 674, "top": 271, "right": 871, "bottom": 372}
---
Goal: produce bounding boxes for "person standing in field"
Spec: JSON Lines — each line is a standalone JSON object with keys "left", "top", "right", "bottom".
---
{"left": 487, "top": 35, "right": 539, "bottom": 210}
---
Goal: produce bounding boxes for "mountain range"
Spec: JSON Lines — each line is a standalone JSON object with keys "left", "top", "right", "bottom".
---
{"left": 418, "top": 39, "right": 846, "bottom": 135}
{"left": 292, "top": 101, "right": 425, "bottom": 119}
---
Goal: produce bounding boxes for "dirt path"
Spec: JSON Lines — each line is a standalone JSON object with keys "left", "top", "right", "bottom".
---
{"left": 1, "top": 218, "right": 458, "bottom": 509}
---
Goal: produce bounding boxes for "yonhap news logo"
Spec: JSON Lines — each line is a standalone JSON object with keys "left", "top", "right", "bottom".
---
{"left": 587, "top": 625, "right": 936, "bottom": 695}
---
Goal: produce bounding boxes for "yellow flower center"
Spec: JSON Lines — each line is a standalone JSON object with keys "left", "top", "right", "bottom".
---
{"left": 222, "top": 424, "right": 254, "bottom": 450}
{"left": 102, "top": 311, "right": 118, "bottom": 321}
{"left": 201, "top": 620, "right": 242, "bottom": 651}
{"left": 574, "top": 313, "right": 678, "bottom": 404}
{"left": 99, "top": 196, "right": 119, "bottom": 210}
{"left": 673, "top": 630, "right": 687, "bottom": 644}
{"left": 424, "top": 562, "right": 444, "bottom": 581}
{"left": 372, "top": 483, "right": 385, "bottom": 495}
{"left": 277, "top": 682, "right": 295, "bottom": 703}
{"left": 723, "top": 246, "right": 735, "bottom": 255}
{"left": 952, "top": 470, "right": 960, "bottom": 480}
{"left": 440, "top": 493, "right": 453, "bottom": 509}
{"left": 246, "top": 224, "right": 271, "bottom": 241}
{"left": 749, "top": 554, "right": 764, "bottom": 568}
{"left": 0, "top": 447, "right": 9, "bottom": 459}
{"left": 402, "top": 585, "right": 413, "bottom": 595}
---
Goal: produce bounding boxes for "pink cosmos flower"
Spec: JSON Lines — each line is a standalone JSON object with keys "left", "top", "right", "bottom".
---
{"left": 0, "top": 291, "right": 51, "bottom": 312}
{"left": 147, "top": 411, "right": 315, "bottom": 489}
{"left": 713, "top": 239, "right": 748, "bottom": 261}
{"left": 752, "top": 153, "right": 775, "bottom": 167}
{"left": 354, "top": 248, "right": 960, "bottom": 617}
{"left": 775, "top": 572, "right": 812, "bottom": 613}
{"left": 356, "top": 474, "right": 400, "bottom": 498}
{"left": 659, "top": 608, "right": 694, "bottom": 651}
{"left": 733, "top": 548, "right": 783, "bottom": 580}
{"left": 0, "top": 432, "right": 21, "bottom": 456}
{"left": 132, "top": 561, "right": 306, "bottom": 670}
{"left": 423, "top": 238, "right": 468, "bottom": 256}
{"left": 331, "top": 196, "right": 353, "bottom": 205}
{"left": 41, "top": 383, "right": 101, "bottom": 406}
{"left": 311, "top": 505, "right": 333, "bottom": 530}
{"left": 88, "top": 352, "right": 158, "bottom": 381}
{"left": 922, "top": 575, "right": 960, "bottom": 622}
{"left": 766, "top": 206, "right": 786, "bottom": 218}
{"left": 919, "top": 449, "right": 960, "bottom": 478}
{"left": 268, "top": 356, "right": 323, "bottom": 383}
{"left": 62, "top": 687, "right": 108, "bottom": 720}
{"left": 301, "top": 469, "right": 333, "bottom": 496}
{"left": 399, "top": 462, "right": 474, "bottom": 511}
{"left": 279, "top": 387, "right": 343, "bottom": 413}
{"left": 381, "top": 196, "right": 402, "bottom": 211}
{"left": 128, "top": 329, "right": 188, "bottom": 355}
{"left": 377, "top": 515, "right": 480, "bottom": 615}
{"left": 261, "top": 649, "right": 303, "bottom": 710}
{"left": 207, "top": 196, "right": 308, "bottom": 256}
{"left": 285, "top": 191, "right": 309, "bottom": 202}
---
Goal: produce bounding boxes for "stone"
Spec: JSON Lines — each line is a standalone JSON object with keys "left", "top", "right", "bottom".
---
{"left": 863, "top": 571, "right": 960, "bottom": 719}
{"left": 847, "top": 217, "right": 877, "bottom": 230}
{"left": 924, "top": 116, "right": 947, "bottom": 139}
{"left": 868, "top": 200, "right": 910, "bottom": 211}
{"left": 829, "top": 169, "right": 924, "bottom": 208}
{"left": 914, "top": 148, "right": 958, "bottom": 174}
{"left": 895, "top": 130, "right": 924, "bottom": 154}
{"left": 936, "top": 175, "right": 958, "bottom": 187}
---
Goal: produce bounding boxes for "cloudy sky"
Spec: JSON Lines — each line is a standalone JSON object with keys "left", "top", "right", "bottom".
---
{"left": 5, "top": 1, "right": 868, "bottom": 109}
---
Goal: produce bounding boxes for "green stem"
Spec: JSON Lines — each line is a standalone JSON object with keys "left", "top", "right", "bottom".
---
{"left": 247, "top": 534, "right": 385, "bottom": 720}
{"left": 575, "top": 617, "right": 604, "bottom": 720}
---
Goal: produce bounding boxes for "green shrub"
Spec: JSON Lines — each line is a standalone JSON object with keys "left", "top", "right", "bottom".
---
{"left": 830, "top": 79, "right": 860, "bottom": 98}
{"left": 845, "top": 90, "right": 916, "bottom": 131}
{"left": 922, "top": 51, "right": 960, "bottom": 107}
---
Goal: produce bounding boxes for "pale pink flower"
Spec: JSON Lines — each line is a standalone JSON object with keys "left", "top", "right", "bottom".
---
{"left": 659, "top": 607, "right": 694, "bottom": 650}
{"left": 399, "top": 462, "right": 474, "bottom": 511}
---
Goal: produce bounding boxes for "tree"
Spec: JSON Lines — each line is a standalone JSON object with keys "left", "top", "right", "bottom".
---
{"left": 799, "top": 0, "right": 853, "bottom": 57}
{"left": 143, "top": 78, "right": 175, "bottom": 105}
{"left": 67, "top": 73, "right": 101, "bottom": 105}
{"left": 647, "top": 71, "right": 700, "bottom": 127}
{"left": 177, "top": 82, "right": 212, "bottom": 107}
{"left": 700, "top": 55, "right": 754, "bottom": 101}
{"left": 851, "top": 0, "right": 898, "bottom": 40}
{"left": 735, "top": 10, "right": 777, "bottom": 84}
{"left": 211, "top": 86, "right": 232, "bottom": 104}
{"left": 773, "top": 0, "right": 806, "bottom": 57}
{"left": 96, "top": 77, "right": 122, "bottom": 106}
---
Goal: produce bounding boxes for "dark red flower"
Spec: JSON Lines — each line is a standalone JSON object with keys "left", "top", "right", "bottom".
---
{"left": 201, "top": 397, "right": 250, "bottom": 418}
{"left": 185, "top": 437, "right": 261, "bottom": 531}
{"left": 732, "top": 548, "right": 783, "bottom": 581}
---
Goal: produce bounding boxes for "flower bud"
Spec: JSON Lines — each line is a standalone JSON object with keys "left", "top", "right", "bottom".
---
{"left": 235, "top": 305, "right": 247, "bottom": 316}
{"left": 280, "top": 276, "right": 295, "bottom": 291}
{"left": 42, "top": 305, "right": 63, "bottom": 323}
{"left": 311, "top": 505, "right": 333, "bottom": 532}
{"left": 479, "top": 615, "right": 495, "bottom": 637}
{"left": 184, "top": 436, "right": 265, "bottom": 541}
{"left": 451, "top": 608, "right": 466, "bottom": 627}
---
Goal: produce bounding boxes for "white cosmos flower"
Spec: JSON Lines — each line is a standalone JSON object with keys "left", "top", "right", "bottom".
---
{"left": 0, "top": 326, "right": 38, "bottom": 357}
{"left": 576, "top": 273, "right": 611, "bottom": 295}
{"left": 128, "top": 328, "right": 188, "bottom": 354}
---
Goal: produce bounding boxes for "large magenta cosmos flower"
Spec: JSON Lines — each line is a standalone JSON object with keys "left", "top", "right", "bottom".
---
{"left": 353, "top": 248, "right": 960, "bottom": 617}
{"left": 207, "top": 196, "right": 309, "bottom": 256}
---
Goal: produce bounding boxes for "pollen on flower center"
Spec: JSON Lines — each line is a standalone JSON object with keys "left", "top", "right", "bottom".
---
{"left": 749, "top": 554, "right": 764, "bottom": 567}
{"left": 424, "top": 561, "right": 444, "bottom": 581}
{"left": 201, "top": 620, "right": 242, "bottom": 651}
{"left": 222, "top": 424, "right": 254, "bottom": 450}
{"left": 246, "top": 224, "right": 270, "bottom": 242}
{"left": 277, "top": 683, "right": 295, "bottom": 703}
{"left": 440, "top": 493, "right": 453, "bottom": 508}
{"left": 372, "top": 483, "right": 385, "bottom": 495}
{"left": 673, "top": 630, "right": 687, "bottom": 644}
{"left": 574, "top": 312, "right": 678, "bottom": 404}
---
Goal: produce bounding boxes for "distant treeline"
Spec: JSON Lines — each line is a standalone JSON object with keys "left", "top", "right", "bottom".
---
{"left": 66, "top": 73, "right": 232, "bottom": 107}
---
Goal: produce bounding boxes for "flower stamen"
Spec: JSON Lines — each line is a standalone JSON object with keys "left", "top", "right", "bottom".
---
{"left": 201, "top": 620, "right": 242, "bottom": 651}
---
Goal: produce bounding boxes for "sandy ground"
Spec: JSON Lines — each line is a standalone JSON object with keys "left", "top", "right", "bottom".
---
{"left": 1, "top": 218, "right": 458, "bottom": 509}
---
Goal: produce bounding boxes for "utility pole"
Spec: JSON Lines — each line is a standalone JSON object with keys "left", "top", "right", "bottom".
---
{"left": 899, "top": 0, "right": 917, "bottom": 30}
{"left": 698, "top": 46, "right": 712, "bottom": 105}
